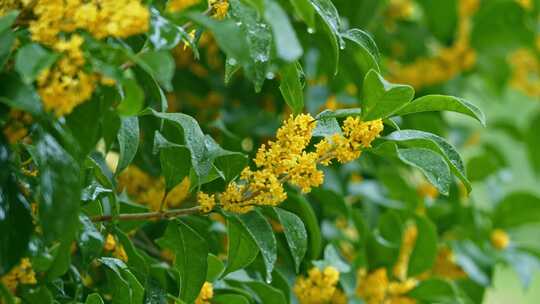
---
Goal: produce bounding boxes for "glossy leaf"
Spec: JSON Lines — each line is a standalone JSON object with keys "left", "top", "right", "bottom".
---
{"left": 116, "top": 116, "right": 139, "bottom": 174}
{"left": 393, "top": 95, "right": 486, "bottom": 126}
{"left": 0, "top": 73, "right": 42, "bottom": 115}
{"left": 223, "top": 216, "right": 260, "bottom": 276}
{"left": 15, "top": 43, "right": 57, "bottom": 84}
{"left": 309, "top": 0, "right": 343, "bottom": 74}
{"left": 135, "top": 51, "right": 175, "bottom": 91}
{"left": 272, "top": 207, "right": 307, "bottom": 272}
{"left": 238, "top": 210, "right": 277, "bottom": 282}
{"left": 279, "top": 62, "right": 304, "bottom": 114}
{"left": 156, "top": 220, "right": 208, "bottom": 303}
{"left": 264, "top": 0, "right": 303, "bottom": 62}
{"left": 362, "top": 69, "right": 414, "bottom": 120}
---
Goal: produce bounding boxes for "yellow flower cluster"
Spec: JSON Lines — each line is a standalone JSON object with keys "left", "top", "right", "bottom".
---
{"left": 293, "top": 266, "right": 343, "bottom": 304}
{"left": 118, "top": 165, "right": 191, "bottom": 211}
{"left": 508, "top": 48, "right": 540, "bottom": 98}
{"left": 17, "top": 0, "right": 148, "bottom": 116}
{"left": 387, "top": 0, "right": 478, "bottom": 89}
{"left": 515, "top": 0, "right": 533, "bottom": 10}
{"left": 393, "top": 224, "right": 418, "bottom": 281}
{"left": 104, "top": 234, "right": 128, "bottom": 262}
{"left": 209, "top": 0, "right": 229, "bottom": 20}
{"left": 195, "top": 281, "right": 214, "bottom": 304}
{"left": 356, "top": 268, "right": 417, "bottom": 304}
{"left": 37, "top": 35, "right": 97, "bottom": 116}
{"left": 168, "top": 0, "right": 200, "bottom": 12}
{"left": 1, "top": 258, "right": 36, "bottom": 293}
{"left": 197, "top": 114, "right": 383, "bottom": 213}
{"left": 29, "top": 0, "right": 149, "bottom": 44}
{"left": 385, "top": 0, "right": 414, "bottom": 23}
{"left": 197, "top": 192, "right": 216, "bottom": 213}
{"left": 430, "top": 246, "right": 467, "bottom": 279}
{"left": 490, "top": 229, "right": 510, "bottom": 250}
{"left": 2, "top": 109, "right": 32, "bottom": 144}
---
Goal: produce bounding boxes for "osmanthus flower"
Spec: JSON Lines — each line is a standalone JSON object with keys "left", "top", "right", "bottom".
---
{"left": 0, "top": 258, "right": 37, "bottom": 293}
{"left": 393, "top": 224, "right": 419, "bottom": 281}
{"left": 428, "top": 246, "right": 467, "bottom": 280}
{"left": 490, "top": 229, "right": 510, "bottom": 250}
{"left": 118, "top": 165, "right": 191, "bottom": 211}
{"left": 22, "top": 0, "right": 150, "bottom": 116}
{"left": 103, "top": 234, "right": 128, "bottom": 262}
{"left": 195, "top": 281, "right": 214, "bottom": 304}
{"left": 167, "top": 0, "right": 201, "bottom": 12}
{"left": 196, "top": 113, "right": 384, "bottom": 214}
{"left": 293, "top": 266, "right": 342, "bottom": 304}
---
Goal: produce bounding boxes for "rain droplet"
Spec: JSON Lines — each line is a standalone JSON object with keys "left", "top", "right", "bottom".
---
{"left": 227, "top": 58, "right": 237, "bottom": 65}
{"left": 265, "top": 72, "right": 275, "bottom": 79}
{"left": 307, "top": 27, "right": 315, "bottom": 34}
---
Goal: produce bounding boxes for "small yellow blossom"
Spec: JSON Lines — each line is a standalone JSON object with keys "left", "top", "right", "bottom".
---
{"left": 1, "top": 258, "right": 37, "bottom": 293}
{"left": 387, "top": 0, "right": 478, "bottom": 89}
{"left": 195, "top": 281, "right": 214, "bottom": 304}
{"left": 393, "top": 224, "right": 418, "bottom": 280}
{"left": 2, "top": 109, "right": 32, "bottom": 144}
{"left": 294, "top": 266, "right": 340, "bottom": 304}
{"left": 430, "top": 246, "right": 467, "bottom": 279}
{"left": 508, "top": 48, "right": 540, "bottom": 98}
{"left": 356, "top": 268, "right": 417, "bottom": 304}
{"left": 209, "top": 0, "right": 229, "bottom": 20}
{"left": 104, "top": 233, "right": 117, "bottom": 252}
{"left": 114, "top": 245, "right": 129, "bottom": 262}
{"left": 168, "top": 0, "right": 200, "bottom": 12}
{"left": 491, "top": 229, "right": 510, "bottom": 250}
{"left": 197, "top": 192, "right": 216, "bottom": 213}
{"left": 118, "top": 166, "right": 191, "bottom": 211}
{"left": 515, "top": 0, "right": 532, "bottom": 10}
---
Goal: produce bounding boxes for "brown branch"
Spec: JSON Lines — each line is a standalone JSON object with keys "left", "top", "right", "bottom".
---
{"left": 91, "top": 206, "right": 201, "bottom": 222}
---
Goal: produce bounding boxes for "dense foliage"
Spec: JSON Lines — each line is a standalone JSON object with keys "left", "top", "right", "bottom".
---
{"left": 1, "top": 0, "right": 539, "bottom": 303}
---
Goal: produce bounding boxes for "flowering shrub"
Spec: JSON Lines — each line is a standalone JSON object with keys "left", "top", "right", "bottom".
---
{"left": 1, "top": 0, "right": 539, "bottom": 303}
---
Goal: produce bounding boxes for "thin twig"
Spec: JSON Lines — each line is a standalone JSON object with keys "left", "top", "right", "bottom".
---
{"left": 91, "top": 206, "right": 201, "bottom": 222}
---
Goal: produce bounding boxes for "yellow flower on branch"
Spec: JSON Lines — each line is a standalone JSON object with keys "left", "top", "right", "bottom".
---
{"left": 293, "top": 266, "right": 341, "bottom": 304}
{"left": 209, "top": 0, "right": 229, "bottom": 20}
{"left": 195, "top": 281, "right": 214, "bottom": 304}
{"left": 168, "top": 0, "right": 200, "bottom": 12}
{"left": 393, "top": 224, "right": 419, "bottom": 281}
{"left": 1, "top": 258, "right": 37, "bottom": 293}
{"left": 491, "top": 229, "right": 510, "bottom": 250}
{"left": 197, "top": 114, "right": 384, "bottom": 213}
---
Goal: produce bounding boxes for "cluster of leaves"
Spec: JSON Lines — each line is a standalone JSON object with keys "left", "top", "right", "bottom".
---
{"left": 0, "top": 0, "right": 539, "bottom": 304}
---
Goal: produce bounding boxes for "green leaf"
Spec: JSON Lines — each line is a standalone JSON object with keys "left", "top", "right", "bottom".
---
{"left": 115, "top": 228, "right": 148, "bottom": 279}
{"left": 156, "top": 220, "right": 208, "bottom": 303}
{"left": 20, "top": 285, "right": 53, "bottom": 304}
{"left": 148, "top": 8, "right": 186, "bottom": 50}
{"left": 272, "top": 207, "right": 307, "bottom": 272}
{"left": 0, "top": 73, "right": 42, "bottom": 115}
{"left": 264, "top": 0, "right": 303, "bottom": 62}
{"left": 341, "top": 28, "right": 380, "bottom": 73}
{"left": 309, "top": 0, "right": 343, "bottom": 74}
{"left": 144, "top": 109, "right": 209, "bottom": 178}
{"left": 77, "top": 215, "right": 103, "bottom": 265}
{"left": 213, "top": 294, "right": 250, "bottom": 304}
{"left": 238, "top": 210, "right": 277, "bottom": 282}
{"left": 117, "top": 78, "right": 144, "bottom": 116}
{"left": 116, "top": 116, "right": 139, "bottom": 174}
{"left": 135, "top": 51, "right": 175, "bottom": 91}
{"left": 525, "top": 112, "right": 540, "bottom": 176}
{"left": 153, "top": 131, "right": 191, "bottom": 190}
{"left": 45, "top": 240, "right": 72, "bottom": 279}
{"left": 393, "top": 95, "right": 486, "bottom": 126}
{"left": 223, "top": 216, "right": 260, "bottom": 277}
{"left": 35, "top": 133, "right": 81, "bottom": 243}
{"left": 290, "top": 0, "right": 315, "bottom": 28}
{"left": 374, "top": 142, "right": 451, "bottom": 195}
{"left": 316, "top": 108, "right": 362, "bottom": 119}
{"left": 0, "top": 144, "right": 33, "bottom": 275}
{"left": 241, "top": 0, "right": 264, "bottom": 14}
{"left": 313, "top": 244, "right": 350, "bottom": 272}
{"left": 188, "top": 13, "right": 250, "bottom": 64}
{"left": 312, "top": 117, "right": 342, "bottom": 138}
{"left": 99, "top": 257, "right": 144, "bottom": 304}
{"left": 0, "top": 10, "right": 18, "bottom": 33}
{"left": 409, "top": 278, "right": 459, "bottom": 303}
{"left": 207, "top": 254, "right": 225, "bottom": 281}
{"left": 244, "top": 281, "right": 287, "bottom": 304}
{"left": 385, "top": 129, "right": 471, "bottom": 193}
{"left": 281, "top": 193, "right": 322, "bottom": 260}
{"left": 279, "top": 62, "right": 304, "bottom": 114}
{"left": 493, "top": 192, "right": 540, "bottom": 228}
{"left": 204, "top": 135, "right": 247, "bottom": 183}
{"left": 416, "top": 0, "right": 458, "bottom": 42}
{"left": 85, "top": 293, "right": 105, "bottom": 304}
{"left": 0, "top": 30, "right": 15, "bottom": 70}
{"left": 15, "top": 43, "right": 58, "bottom": 84}
{"left": 408, "top": 216, "right": 438, "bottom": 276}
{"left": 362, "top": 69, "right": 414, "bottom": 120}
